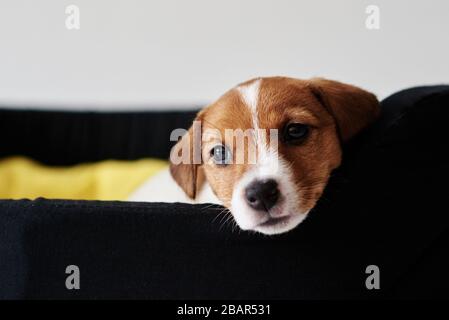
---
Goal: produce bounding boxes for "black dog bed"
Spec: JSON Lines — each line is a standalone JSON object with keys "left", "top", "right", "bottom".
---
{"left": 0, "top": 86, "right": 448, "bottom": 299}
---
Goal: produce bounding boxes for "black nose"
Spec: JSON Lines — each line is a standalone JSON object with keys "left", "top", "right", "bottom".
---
{"left": 245, "top": 179, "right": 280, "bottom": 211}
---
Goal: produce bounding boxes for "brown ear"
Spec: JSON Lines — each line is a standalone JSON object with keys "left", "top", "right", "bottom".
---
{"left": 309, "top": 78, "right": 380, "bottom": 141}
{"left": 169, "top": 120, "right": 204, "bottom": 199}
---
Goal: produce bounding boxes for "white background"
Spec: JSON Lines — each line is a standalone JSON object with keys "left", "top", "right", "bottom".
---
{"left": 0, "top": 0, "right": 447, "bottom": 110}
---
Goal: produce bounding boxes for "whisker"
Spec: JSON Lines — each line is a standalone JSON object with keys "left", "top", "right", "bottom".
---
{"left": 218, "top": 208, "right": 231, "bottom": 226}
{"left": 220, "top": 211, "right": 233, "bottom": 231}
{"left": 212, "top": 208, "right": 228, "bottom": 224}
{"left": 201, "top": 203, "right": 220, "bottom": 210}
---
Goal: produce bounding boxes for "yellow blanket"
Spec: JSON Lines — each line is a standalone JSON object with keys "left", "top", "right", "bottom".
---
{"left": 0, "top": 156, "right": 167, "bottom": 200}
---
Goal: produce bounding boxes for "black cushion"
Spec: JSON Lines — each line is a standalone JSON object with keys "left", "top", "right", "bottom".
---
{"left": 0, "top": 109, "right": 198, "bottom": 165}
{"left": 0, "top": 86, "right": 447, "bottom": 299}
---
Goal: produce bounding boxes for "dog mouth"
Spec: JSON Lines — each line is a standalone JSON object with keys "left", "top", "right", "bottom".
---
{"left": 257, "top": 215, "right": 291, "bottom": 227}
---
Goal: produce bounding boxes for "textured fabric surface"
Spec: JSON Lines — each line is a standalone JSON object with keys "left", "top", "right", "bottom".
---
{"left": 0, "top": 86, "right": 447, "bottom": 299}
{"left": 0, "top": 109, "right": 198, "bottom": 165}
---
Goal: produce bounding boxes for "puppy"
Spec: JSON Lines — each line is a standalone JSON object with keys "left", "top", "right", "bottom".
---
{"left": 130, "top": 77, "right": 379, "bottom": 235}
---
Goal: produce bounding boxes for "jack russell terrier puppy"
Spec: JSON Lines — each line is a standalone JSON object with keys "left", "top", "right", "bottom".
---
{"left": 129, "top": 76, "right": 380, "bottom": 235}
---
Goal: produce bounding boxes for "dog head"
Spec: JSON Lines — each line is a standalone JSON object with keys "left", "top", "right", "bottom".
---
{"left": 170, "top": 77, "right": 379, "bottom": 235}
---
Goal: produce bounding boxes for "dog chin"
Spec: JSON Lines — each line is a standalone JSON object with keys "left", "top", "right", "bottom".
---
{"left": 252, "top": 213, "right": 307, "bottom": 235}
{"left": 231, "top": 204, "right": 309, "bottom": 235}
{"left": 252, "top": 211, "right": 308, "bottom": 235}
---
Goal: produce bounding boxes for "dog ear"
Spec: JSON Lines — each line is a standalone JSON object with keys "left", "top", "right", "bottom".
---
{"left": 309, "top": 78, "right": 380, "bottom": 142}
{"left": 169, "top": 120, "right": 204, "bottom": 199}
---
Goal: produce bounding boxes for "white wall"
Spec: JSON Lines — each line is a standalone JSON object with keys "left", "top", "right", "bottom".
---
{"left": 0, "top": 0, "right": 447, "bottom": 110}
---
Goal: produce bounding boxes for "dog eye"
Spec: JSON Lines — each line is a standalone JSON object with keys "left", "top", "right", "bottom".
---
{"left": 284, "top": 123, "right": 309, "bottom": 143}
{"left": 210, "top": 144, "right": 232, "bottom": 165}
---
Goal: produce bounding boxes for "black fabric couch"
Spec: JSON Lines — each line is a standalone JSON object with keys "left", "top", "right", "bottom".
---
{"left": 0, "top": 86, "right": 448, "bottom": 299}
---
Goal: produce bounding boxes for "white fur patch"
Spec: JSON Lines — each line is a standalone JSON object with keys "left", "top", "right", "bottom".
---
{"left": 230, "top": 149, "right": 306, "bottom": 235}
{"left": 237, "top": 80, "right": 261, "bottom": 116}
{"left": 237, "top": 79, "right": 261, "bottom": 131}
